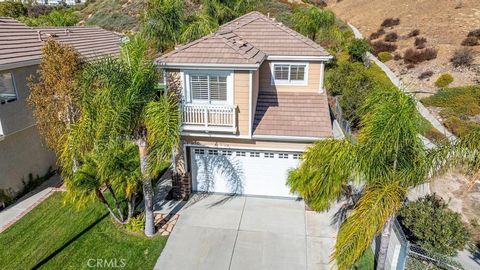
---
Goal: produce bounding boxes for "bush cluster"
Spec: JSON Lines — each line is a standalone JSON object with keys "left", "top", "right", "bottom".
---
{"left": 434, "top": 73, "right": 454, "bottom": 88}
{"left": 381, "top": 17, "right": 400, "bottom": 28}
{"left": 377, "top": 52, "right": 393, "bottom": 62}
{"left": 418, "top": 70, "right": 433, "bottom": 80}
{"left": 406, "top": 29, "right": 420, "bottom": 38}
{"left": 461, "top": 36, "right": 479, "bottom": 46}
{"left": 370, "top": 40, "right": 397, "bottom": 54}
{"left": 399, "top": 194, "right": 471, "bottom": 256}
{"left": 414, "top": 36, "right": 427, "bottom": 49}
{"left": 369, "top": 28, "right": 385, "bottom": 40}
{"left": 467, "top": 29, "right": 480, "bottom": 38}
{"left": 27, "top": 4, "right": 53, "bottom": 18}
{"left": 403, "top": 48, "right": 438, "bottom": 64}
{"left": 347, "top": 38, "right": 370, "bottom": 61}
{"left": 384, "top": 32, "right": 398, "bottom": 42}
{"left": 451, "top": 48, "right": 474, "bottom": 67}
{"left": 0, "top": 1, "right": 27, "bottom": 18}
{"left": 393, "top": 53, "right": 402, "bottom": 61}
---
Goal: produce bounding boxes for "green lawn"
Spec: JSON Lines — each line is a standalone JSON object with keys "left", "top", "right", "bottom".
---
{"left": 0, "top": 192, "right": 167, "bottom": 270}
{"left": 421, "top": 85, "right": 480, "bottom": 137}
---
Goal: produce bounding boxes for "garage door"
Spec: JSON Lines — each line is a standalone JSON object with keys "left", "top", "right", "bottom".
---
{"left": 190, "top": 147, "right": 302, "bottom": 198}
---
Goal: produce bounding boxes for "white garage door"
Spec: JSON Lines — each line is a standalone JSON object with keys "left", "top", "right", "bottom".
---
{"left": 190, "top": 147, "right": 302, "bottom": 198}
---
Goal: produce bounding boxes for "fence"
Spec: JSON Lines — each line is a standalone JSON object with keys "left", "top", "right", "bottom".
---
{"left": 330, "top": 96, "right": 352, "bottom": 137}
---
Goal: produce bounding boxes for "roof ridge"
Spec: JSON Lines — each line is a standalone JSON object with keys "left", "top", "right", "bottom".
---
{"left": 257, "top": 17, "right": 325, "bottom": 52}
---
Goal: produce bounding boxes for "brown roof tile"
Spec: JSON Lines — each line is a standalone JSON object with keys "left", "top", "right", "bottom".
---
{"left": 0, "top": 17, "right": 121, "bottom": 68}
{"left": 253, "top": 92, "right": 332, "bottom": 138}
{"left": 156, "top": 11, "right": 331, "bottom": 66}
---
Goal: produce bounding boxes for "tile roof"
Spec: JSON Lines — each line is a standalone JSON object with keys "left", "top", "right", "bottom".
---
{"left": 253, "top": 92, "right": 332, "bottom": 138}
{"left": 0, "top": 17, "right": 121, "bottom": 68}
{"left": 157, "top": 11, "right": 331, "bottom": 66}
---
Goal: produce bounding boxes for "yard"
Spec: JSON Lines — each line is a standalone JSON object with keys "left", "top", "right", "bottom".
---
{"left": 421, "top": 85, "right": 480, "bottom": 137}
{"left": 0, "top": 192, "right": 167, "bottom": 269}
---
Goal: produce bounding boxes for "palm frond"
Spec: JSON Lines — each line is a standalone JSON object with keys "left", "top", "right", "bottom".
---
{"left": 287, "top": 139, "right": 358, "bottom": 211}
{"left": 144, "top": 92, "right": 181, "bottom": 176}
{"left": 333, "top": 181, "right": 406, "bottom": 270}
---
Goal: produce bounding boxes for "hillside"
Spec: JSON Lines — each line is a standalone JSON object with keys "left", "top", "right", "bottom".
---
{"left": 327, "top": 0, "right": 480, "bottom": 95}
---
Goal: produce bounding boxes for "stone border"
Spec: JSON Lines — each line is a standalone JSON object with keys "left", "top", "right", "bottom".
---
{"left": 0, "top": 187, "right": 65, "bottom": 233}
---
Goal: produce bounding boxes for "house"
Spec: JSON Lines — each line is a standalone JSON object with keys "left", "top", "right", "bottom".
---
{"left": 0, "top": 17, "right": 120, "bottom": 195}
{"left": 156, "top": 11, "right": 334, "bottom": 198}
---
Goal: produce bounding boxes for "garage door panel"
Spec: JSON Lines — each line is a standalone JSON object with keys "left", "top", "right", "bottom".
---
{"left": 191, "top": 148, "right": 301, "bottom": 198}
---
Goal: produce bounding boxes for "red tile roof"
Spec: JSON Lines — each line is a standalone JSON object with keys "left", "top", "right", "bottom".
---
{"left": 253, "top": 92, "right": 332, "bottom": 138}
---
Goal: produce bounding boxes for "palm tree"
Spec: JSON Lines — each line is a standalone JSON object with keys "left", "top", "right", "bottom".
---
{"left": 66, "top": 140, "right": 140, "bottom": 224}
{"left": 60, "top": 35, "right": 181, "bottom": 236}
{"left": 141, "top": 0, "right": 184, "bottom": 51}
{"left": 287, "top": 86, "right": 480, "bottom": 269}
{"left": 292, "top": 6, "right": 335, "bottom": 41}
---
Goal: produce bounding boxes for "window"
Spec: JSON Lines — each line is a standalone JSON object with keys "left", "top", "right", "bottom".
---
{"left": 272, "top": 63, "right": 307, "bottom": 85}
{"left": 264, "top": 152, "right": 274, "bottom": 158}
{"left": 220, "top": 150, "right": 232, "bottom": 156}
{"left": 194, "top": 148, "right": 205, "bottom": 155}
{"left": 236, "top": 151, "right": 246, "bottom": 157}
{"left": 190, "top": 74, "right": 227, "bottom": 103}
{"left": 0, "top": 73, "right": 17, "bottom": 104}
{"left": 278, "top": 153, "right": 289, "bottom": 159}
{"left": 293, "top": 153, "right": 303, "bottom": 160}
{"left": 250, "top": 152, "right": 260, "bottom": 157}
{"left": 208, "top": 149, "right": 219, "bottom": 156}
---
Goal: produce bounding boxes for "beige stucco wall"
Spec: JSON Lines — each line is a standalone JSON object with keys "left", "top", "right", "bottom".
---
{"left": 233, "top": 70, "right": 250, "bottom": 136}
{"left": 259, "top": 60, "right": 321, "bottom": 93}
{"left": 0, "top": 65, "right": 56, "bottom": 193}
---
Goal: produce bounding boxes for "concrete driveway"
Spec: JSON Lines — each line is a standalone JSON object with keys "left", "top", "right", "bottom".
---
{"left": 154, "top": 194, "right": 339, "bottom": 270}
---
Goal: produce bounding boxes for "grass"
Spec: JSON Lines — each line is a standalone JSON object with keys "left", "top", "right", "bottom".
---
{"left": 0, "top": 192, "right": 167, "bottom": 270}
{"left": 421, "top": 86, "right": 480, "bottom": 137}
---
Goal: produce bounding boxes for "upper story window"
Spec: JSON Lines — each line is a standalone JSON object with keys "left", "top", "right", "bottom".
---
{"left": 0, "top": 73, "right": 17, "bottom": 104}
{"left": 184, "top": 71, "right": 233, "bottom": 104}
{"left": 271, "top": 63, "right": 308, "bottom": 85}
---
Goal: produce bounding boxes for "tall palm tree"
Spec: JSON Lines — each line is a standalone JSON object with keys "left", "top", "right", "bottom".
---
{"left": 287, "top": 86, "right": 480, "bottom": 269}
{"left": 60, "top": 35, "right": 181, "bottom": 236}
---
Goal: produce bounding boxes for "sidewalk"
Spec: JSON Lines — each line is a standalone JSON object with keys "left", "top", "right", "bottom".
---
{"left": 0, "top": 174, "right": 62, "bottom": 233}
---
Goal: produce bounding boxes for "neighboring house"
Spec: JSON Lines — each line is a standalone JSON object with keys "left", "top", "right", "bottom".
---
{"left": 157, "top": 11, "right": 334, "bottom": 198}
{"left": 0, "top": 17, "right": 120, "bottom": 195}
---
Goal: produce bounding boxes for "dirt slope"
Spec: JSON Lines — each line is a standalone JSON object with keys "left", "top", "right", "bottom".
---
{"left": 327, "top": 0, "right": 480, "bottom": 94}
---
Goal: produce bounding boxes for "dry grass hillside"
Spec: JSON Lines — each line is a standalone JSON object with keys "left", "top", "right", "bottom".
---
{"left": 327, "top": 0, "right": 480, "bottom": 95}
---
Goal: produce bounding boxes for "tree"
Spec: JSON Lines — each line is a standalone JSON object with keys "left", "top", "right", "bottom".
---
{"left": 347, "top": 38, "right": 370, "bottom": 62}
{"left": 66, "top": 140, "right": 140, "bottom": 224}
{"left": 60, "top": 35, "right": 181, "bottom": 236}
{"left": 28, "top": 39, "right": 84, "bottom": 155}
{"left": 287, "top": 86, "right": 480, "bottom": 269}
{"left": 141, "top": 0, "right": 184, "bottom": 51}
{"left": 180, "top": 12, "right": 219, "bottom": 43}
{"left": 292, "top": 6, "right": 335, "bottom": 41}
{"left": 399, "top": 194, "right": 471, "bottom": 256}
{"left": 0, "top": 1, "right": 27, "bottom": 18}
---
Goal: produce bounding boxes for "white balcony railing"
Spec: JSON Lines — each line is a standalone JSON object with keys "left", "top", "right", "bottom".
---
{"left": 182, "top": 104, "right": 237, "bottom": 133}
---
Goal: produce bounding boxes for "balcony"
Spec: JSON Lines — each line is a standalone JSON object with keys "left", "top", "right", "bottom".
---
{"left": 182, "top": 104, "right": 237, "bottom": 133}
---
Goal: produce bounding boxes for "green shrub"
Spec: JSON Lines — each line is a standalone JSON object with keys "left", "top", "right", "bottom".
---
{"left": 125, "top": 215, "right": 145, "bottom": 233}
{"left": 399, "top": 194, "right": 471, "bottom": 256}
{"left": 0, "top": 1, "right": 27, "bottom": 18}
{"left": 377, "top": 52, "right": 393, "bottom": 62}
{"left": 347, "top": 38, "right": 370, "bottom": 61}
{"left": 19, "top": 9, "right": 79, "bottom": 27}
{"left": 434, "top": 73, "right": 454, "bottom": 88}
{"left": 325, "top": 61, "right": 377, "bottom": 128}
